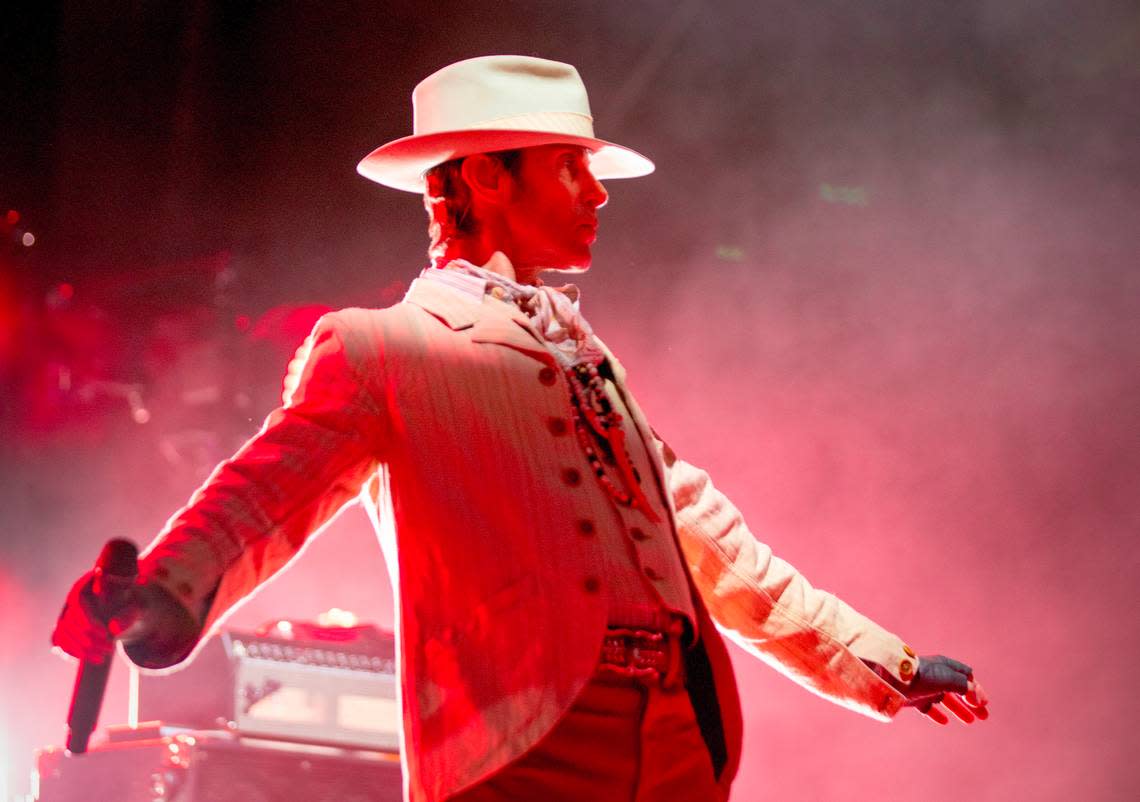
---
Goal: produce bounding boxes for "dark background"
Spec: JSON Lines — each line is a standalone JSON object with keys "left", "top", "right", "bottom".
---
{"left": 2, "top": 1, "right": 1138, "bottom": 799}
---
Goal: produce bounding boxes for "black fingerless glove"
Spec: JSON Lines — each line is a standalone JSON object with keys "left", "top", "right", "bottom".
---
{"left": 903, "top": 654, "right": 972, "bottom": 707}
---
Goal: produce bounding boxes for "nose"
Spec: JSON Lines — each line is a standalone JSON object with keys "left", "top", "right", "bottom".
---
{"left": 584, "top": 168, "right": 608, "bottom": 210}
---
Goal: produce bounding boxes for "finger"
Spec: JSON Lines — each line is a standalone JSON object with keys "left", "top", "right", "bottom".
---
{"left": 966, "top": 680, "right": 989, "bottom": 707}
{"left": 923, "top": 704, "right": 950, "bottom": 725}
{"left": 51, "top": 629, "right": 89, "bottom": 657}
{"left": 941, "top": 693, "right": 976, "bottom": 724}
{"left": 908, "top": 691, "right": 944, "bottom": 712}
{"left": 52, "top": 626, "right": 113, "bottom": 661}
{"left": 50, "top": 645, "right": 80, "bottom": 664}
{"left": 939, "top": 656, "right": 973, "bottom": 677}
{"left": 61, "top": 625, "right": 113, "bottom": 654}
{"left": 51, "top": 641, "right": 111, "bottom": 664}
{"left": 912, "top": 660, "right": 970, "bottom": 695}
{"left": 964, "top": 683, "right": 989, "bottom": 720}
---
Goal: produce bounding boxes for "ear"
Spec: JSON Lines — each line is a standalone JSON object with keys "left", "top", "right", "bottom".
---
{"left": 460, "top": 154, "right": 512, "bottom": 206}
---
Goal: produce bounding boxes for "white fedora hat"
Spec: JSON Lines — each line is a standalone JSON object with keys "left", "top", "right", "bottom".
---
{"left": 357, "top": 55, "right": 655, "bottom": 193}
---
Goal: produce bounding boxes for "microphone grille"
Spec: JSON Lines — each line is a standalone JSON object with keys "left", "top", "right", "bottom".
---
{"left": 97, "top": 538, "right": 139, "bottom": 578}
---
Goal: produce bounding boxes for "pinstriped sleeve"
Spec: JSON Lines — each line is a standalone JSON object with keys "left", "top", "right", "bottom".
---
{"left": 130, "top": 311, "right": 385, "bottom": 667}
{"left": 655, "top": 435, "right": 914, "bottom": 721}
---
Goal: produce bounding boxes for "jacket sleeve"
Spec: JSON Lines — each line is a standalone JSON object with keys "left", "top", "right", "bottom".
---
{"left": 658, "top": 438, "right": 915, "bottom": 721}
{"left": 129, "top": 311, "right": 385, "bottom": 667}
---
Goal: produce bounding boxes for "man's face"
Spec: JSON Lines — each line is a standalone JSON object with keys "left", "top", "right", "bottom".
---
{"left": 502, "top": 145, "right": 609, "bottom": 273}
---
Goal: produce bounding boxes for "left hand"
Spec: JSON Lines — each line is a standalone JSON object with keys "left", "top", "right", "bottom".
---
{"left": 903, "top": 655, "right": 989, "bottom": 725}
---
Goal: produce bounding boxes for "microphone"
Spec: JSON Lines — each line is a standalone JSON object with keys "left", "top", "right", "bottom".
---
{"left": 65, "top": 538, "right": 139, "bottom": 754}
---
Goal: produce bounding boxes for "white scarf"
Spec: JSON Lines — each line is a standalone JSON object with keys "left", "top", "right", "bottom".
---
{"left": 449, "top": 261, "right": 604, "bottom": 370}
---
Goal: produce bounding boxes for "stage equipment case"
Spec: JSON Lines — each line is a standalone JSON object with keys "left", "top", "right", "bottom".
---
{"left": 34, "top": 727, "right": 403, "bottom": 802}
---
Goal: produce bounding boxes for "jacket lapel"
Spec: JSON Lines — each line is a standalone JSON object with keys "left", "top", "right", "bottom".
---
{"left": 470, "top": 311, "right": 553, "bottom": 361}
{"left": 405, "top": 275, "right": 552, "bottom": 362}
{"left": 404, "top": 277, "right": 482, "bottom": 329}
{"left": 409, "top": 278, "right": 672, "bottom": 523}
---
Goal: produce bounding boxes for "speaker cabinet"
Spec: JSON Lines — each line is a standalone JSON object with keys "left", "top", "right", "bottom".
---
{"left": 34, "top": 730, "right": 403, "bottom": 802}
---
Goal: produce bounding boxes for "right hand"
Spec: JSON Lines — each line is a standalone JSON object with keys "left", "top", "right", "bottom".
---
{"left": 903, "top": 654, "right": 990, "bottom": 725}
{"left": 50, "top": 571, "right": 139, "bottom": 665}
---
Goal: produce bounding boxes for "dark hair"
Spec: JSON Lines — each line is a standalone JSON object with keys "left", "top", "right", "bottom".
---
{"left": 422, "top": 149, "right": 523, "bottom": 264}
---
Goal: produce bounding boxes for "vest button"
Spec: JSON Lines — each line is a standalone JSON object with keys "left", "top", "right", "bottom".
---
{"left": 583, "top": 576, "right": 601, "bottom": 594}
{"left": 577, "top": 520, "right": 596, "bottom": 536}
{"left": 644, "top": 566, "right": 662, "bottom": 581}
{"left": 538, "top": 366, "right": 557, "bottom": 385}
{"left": 629, "top": 527, "right": 650, "bottom": 541}
{"left": 547, "top": 417, "right": 569, "bottom": 436}
{"left": 561, "top": 467, "right": 582, "bottom": 487}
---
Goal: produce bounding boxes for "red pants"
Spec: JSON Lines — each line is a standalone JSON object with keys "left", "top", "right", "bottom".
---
{"left": 449, "top": 671, "right": 726, "bottom": 802}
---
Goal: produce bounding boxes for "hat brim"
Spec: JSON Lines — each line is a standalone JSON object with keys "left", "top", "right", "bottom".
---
{"left": 356, "top": 130, "right": 655, "bottom": 193}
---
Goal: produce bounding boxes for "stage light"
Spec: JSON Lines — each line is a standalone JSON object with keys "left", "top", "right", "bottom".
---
{"left": 128, "top": 388, "right": 151, "bottom": 424}
{"left": 5, "top": 210, "right": 18, "bottom": 226}
{"left": 21, "top": 231, "right": 35, "bottom": 247}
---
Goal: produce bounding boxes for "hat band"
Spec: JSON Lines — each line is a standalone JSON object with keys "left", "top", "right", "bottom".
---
{"left": 415, "top": 110, "right": 596, "bottom": 138}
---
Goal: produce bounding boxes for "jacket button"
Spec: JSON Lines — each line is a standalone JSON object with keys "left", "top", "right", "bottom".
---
{"left": 583, "top": 576, "right": 601, "bottom": 594}
{"left": 629, "top": 527, "right": 650, "bottom": 541}
{"left": 899, "top": 659, "right": 915, "bottom": 680}
{"left": 644, "top": 566, "right": 662, "bottom": 581}
{"left": 903, "top": 644, "right": 916, "bottom": 658}
{"left": 547, "top": 417, "right": 569, "bottom": 436}
{"left": 562, "top": 467, "right": 582, "bottom": 486}
{"left": 538, "top": 366, "right": 557, "bottom": 386}
{"left": 577, "top": 520, "right": 596, "bottom": 536}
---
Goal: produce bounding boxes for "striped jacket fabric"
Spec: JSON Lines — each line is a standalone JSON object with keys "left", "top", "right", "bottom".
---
{"left": 138, "top": 274, "right": 915, "bottom": 801}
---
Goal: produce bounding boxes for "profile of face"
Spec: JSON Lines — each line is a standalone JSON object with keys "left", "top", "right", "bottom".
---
{"left": 501, "top": 145, "right": 609, "bottom": 274}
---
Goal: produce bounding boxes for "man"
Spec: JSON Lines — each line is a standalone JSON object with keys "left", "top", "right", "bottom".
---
{"left": 53, "top": 56, "right": 988, "bottom": 801}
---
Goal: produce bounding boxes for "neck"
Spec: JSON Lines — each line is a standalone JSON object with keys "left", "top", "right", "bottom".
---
{"left": 437, "top": 239, "right": 543, "bottom": 286}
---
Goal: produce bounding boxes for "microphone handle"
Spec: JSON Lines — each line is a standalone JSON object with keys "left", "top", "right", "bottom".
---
{"left": 65, "top": 538, "right": 139, "bottom": 754}
{"left": 65, "top": 658, "right": 112, "bottom": 753}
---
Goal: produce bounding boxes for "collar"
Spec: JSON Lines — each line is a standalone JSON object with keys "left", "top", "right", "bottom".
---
{"left": 403, "top": 254, "right": 546, "bottom": 363}
{"left": 405, "top": 253, "right": 611, "bottom": 374}
{"left": 403, "top": 256, "right": 630, "bottom": 384}
{"left": 414, "top": 252, "right": 581, "bottom": 303}
{"left": 403, "top": 255, "right": 506, "bottom": 330}
{"left": 413, "top": 251, "right": 519, "bottom": 300}
{"left": 406, "top": 252, "right": 583, "bottom": 326}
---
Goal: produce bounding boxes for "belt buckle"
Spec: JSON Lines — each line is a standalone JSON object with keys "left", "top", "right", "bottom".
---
{"left": 600, "top": 627, "right": 675, "bottom": 686}
{"left": 628, "top": 630, "right": 665, "bottom": 672}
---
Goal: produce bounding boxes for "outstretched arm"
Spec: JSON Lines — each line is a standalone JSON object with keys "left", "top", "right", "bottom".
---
{"left": 658, "top": 436, "right": 987, "bottom": 724}
{"left": 52, "top": 311, "right": 387, "bottom": 669}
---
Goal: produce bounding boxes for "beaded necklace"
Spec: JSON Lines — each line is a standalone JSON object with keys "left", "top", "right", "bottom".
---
{"left": 447, "top": 260, "right": 660, "bottom": 520}
{"left": 567, "top": 362, "right": 662, "bottom": 522}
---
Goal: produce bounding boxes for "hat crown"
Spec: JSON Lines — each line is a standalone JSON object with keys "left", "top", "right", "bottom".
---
{"left": 412, "top": 56, "right": 595, "bottom": 136}
{"left": 357, "top": 54, "right": 653, "bottom": 193}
